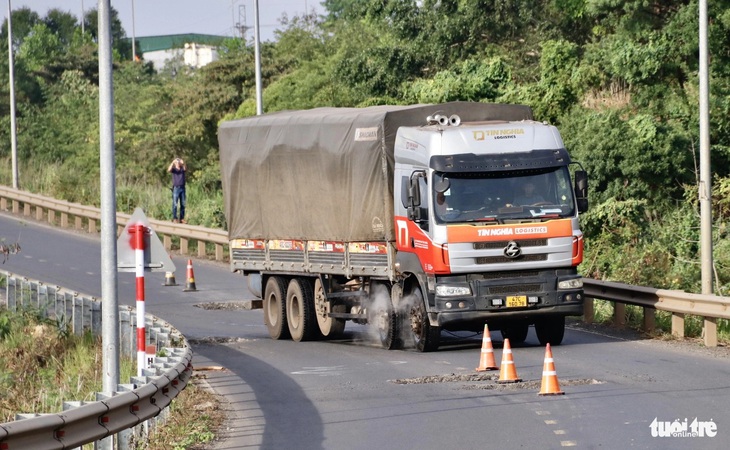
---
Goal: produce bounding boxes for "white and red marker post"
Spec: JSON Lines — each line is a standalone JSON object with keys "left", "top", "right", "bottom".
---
{"left": 131, "top": 223, "right": 148, "bottom": 376}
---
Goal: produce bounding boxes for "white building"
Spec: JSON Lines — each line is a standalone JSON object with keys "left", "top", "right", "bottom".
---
{"left": 128, "top": 34, "right": 226, "bottom": 71}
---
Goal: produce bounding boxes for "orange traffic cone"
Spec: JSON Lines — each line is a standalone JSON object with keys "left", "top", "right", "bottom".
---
{"left": 183, "top": 259, "right": 197, "bottom": 292}
{"left": 475, "top": 324, "right": 498, "bottom": 371}
{"left": 538, "top": 343, "right": 564, "bottom": 395}
{"left": 497, "top": 338, "right": 522, "bottom": 383}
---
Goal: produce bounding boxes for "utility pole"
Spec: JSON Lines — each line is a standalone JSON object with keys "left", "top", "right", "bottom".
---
{"left": 7, "top": 0, "right": 19, "bottom": 189}
{"left": 698, "top": 0, "right": 715, "bottom": 346}
{"left": 235, "top": 5, "right": 248, "bottom": 40}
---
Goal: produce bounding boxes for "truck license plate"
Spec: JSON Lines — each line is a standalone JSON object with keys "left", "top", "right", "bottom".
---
{"left": 506, "top": 296, "right": 527, "bottom": 307}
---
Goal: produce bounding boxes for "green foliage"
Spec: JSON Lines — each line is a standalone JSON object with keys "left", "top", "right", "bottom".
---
{"left": 405, "top": 57, "right": 511, "bottom": 103}
{"left": 4, "top": 0, "right": 730, "bottom": 303}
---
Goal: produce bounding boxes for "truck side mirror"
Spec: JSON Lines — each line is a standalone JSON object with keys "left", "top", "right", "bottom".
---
{"left": 574, "top": 170, "right": 588, "bottom": 213}
{"left": 407, "top": 171, "right": 425, "bottom": 222}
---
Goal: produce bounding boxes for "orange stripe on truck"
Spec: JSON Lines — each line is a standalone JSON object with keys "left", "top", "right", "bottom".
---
{"left": 446, "top": 219, "right": 574, "bottom": 243}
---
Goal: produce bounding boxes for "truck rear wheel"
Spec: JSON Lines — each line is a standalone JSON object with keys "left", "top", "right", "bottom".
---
{"left": 286, "top": 278, "right": 318, "bottom": 342}
{"left": 264, "top": 276, "right": 290, "bottom": 340}
{"left": 314, "top": 278, "right": 345, "bottom": 337}
{"left": 406, "top": 288, "right": 440, "bottom": 352}
{"left": 535, "top": 316, "right": 566, "bottom": 346}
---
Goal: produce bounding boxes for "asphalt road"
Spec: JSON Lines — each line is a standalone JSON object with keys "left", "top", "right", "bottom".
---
{"left": 2, "top": 211, "right": 729, "bottom": 449}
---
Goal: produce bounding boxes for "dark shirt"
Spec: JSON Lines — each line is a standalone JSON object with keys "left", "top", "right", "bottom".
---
{"left": 171, "top": 167, "right": 185, "bottom": 187}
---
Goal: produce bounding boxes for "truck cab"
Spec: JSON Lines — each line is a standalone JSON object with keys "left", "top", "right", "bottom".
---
{"left": 393, "top": 117, "right": 588, "bottom": 351}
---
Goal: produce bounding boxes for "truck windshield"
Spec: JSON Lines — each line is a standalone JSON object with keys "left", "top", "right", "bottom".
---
{"left": 433, "top": 167, "right": 576, "bottom": 224}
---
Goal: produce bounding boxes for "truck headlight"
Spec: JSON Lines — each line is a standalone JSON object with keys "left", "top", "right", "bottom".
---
{"left": 558, "top": 278, "right": 583, "bottom": 290}
{"left": 436, "top": 285, "right": 472, "bottom": 297}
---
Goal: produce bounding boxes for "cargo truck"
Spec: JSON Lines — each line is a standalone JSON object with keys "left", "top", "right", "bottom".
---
{"left": 218, "top": 102, "right": 588, "bottom": 351}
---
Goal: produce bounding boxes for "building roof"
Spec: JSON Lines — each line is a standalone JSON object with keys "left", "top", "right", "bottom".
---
{"left": 126, "top": 34, "right": 228, "bottom": 53}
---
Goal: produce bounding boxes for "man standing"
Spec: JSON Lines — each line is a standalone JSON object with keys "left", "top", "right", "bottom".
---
{"left": 167, "top": 157, "right": 187, "bottom": 223}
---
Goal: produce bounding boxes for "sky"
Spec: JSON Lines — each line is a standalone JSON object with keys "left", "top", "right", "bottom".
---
{"left": 2, "top": 1, "right": 323, "bottom": 42}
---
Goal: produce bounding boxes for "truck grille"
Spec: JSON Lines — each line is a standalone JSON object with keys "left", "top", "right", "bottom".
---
{"left": 473, "top": 239, "right": 547, "bottom": 250}
{"left": 488, "top": 284, "right": 542, "bottom": 294}
{"left": 477, "top": 254, "right": 547, "bottom": 264}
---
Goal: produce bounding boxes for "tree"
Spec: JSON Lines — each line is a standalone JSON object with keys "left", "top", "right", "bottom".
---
{"left": 44, "top": 9, "right": 79, "bottom": 47}
{"left": 82, "top": 6, "right": 131, "bottom": 60}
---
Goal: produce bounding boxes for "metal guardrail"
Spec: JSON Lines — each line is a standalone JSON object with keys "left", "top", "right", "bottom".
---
{"left": 0, "top": 273, "right": 193, "bottom": 449}
{"left": 583, "top": 279, "right": 729, "bottom": 346}
{"left": 0, "top": 185, "right": 229, "bottom": 261}
{"left": 1, "top": 185, "right": 729, "bottom": 346}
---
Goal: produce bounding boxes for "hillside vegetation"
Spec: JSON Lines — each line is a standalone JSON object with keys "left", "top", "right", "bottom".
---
{"left": 2, "top": 1, "right": 730, "bottom": 304}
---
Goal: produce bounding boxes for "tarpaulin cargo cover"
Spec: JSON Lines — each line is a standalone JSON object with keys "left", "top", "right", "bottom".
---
{"left": 218, "top": 102, "right": 533, "bottom": 242}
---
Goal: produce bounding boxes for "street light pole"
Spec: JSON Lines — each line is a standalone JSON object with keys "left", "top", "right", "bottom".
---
{"left": 254, "top": 0, "right": 263, "bottom": 115}
{"left": 131, "top": 0, "right": 136, "bottom": 60}
{"left": 7, "top": 0, "right": 19, "bottom": 189}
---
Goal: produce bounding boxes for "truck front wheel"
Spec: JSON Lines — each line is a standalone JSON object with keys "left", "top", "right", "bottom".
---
{"left": 368, "top": 283, "right": 400, "bottom": 350}
{"left": 406, "top": 288, "right": 440, "bottom": 352}
{"left": 535, "top": 316, "right": 566, "bottom": 346}
{"left": 264, "top": 276, "right": 290, "bottom": 340}
{"left": 286, "top": 278, "right": 319, "bottom": 342}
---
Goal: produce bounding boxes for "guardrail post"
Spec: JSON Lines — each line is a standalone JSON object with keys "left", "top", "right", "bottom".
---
{"left": 671, "top": 312, "right": 685, "bottom": 338}
{"left": 6, "top": 275, "right": 17, "bottom": 311}
{"left": 642, "top": 307, "right": 655, "bottom": 333}
{"left": 704, "top": 317, "right": 717, "bottom": 347}
{"left": 197, "top": 241, "right": 206, "bottom": 258}
{"left": 215, "top": 243, "right": 224, "bottom": 261}
{"left": 0, "top": 196, "right": 6, "bottom": 210}
{"left": 613, "top": 302, "right": 626, "bottom": 327}
{"left": 29, "top": 281, "right": 40, "bottom": 309}
{"left": 73, "top": 295, "right": 83, "bottom": 335}
{"left": 23, "top": 203, "right": 30, "bottom": 216}
{"left": 36, "top": 205, "right": 44, "bottom": 221}
{"left": 75, "top": 216, "right": 83, "bottom": 230}
{"left": 48, "top": 209, "right": 56, "bottom": 225}
{"left": 120, "top": 309, "right": 133, "bottom": 358}
{"left": 89, "top": 218, "right": 97, "bottom": 234}
{"left": 61, "top": 212, "right": 69, "bottom": 228}
{"left": 163, "top": 235, "right": 171, "bottom": 250}
{"left": 39, "top": 284, "right": 53, "bottom": 318}
{"left": 583, "top": 297, "right": 594, "bottom": 323}
{"left": 12, "top": 199, "right": 19, "bottom": 214}
{"left": 92, "top": 300, "right": 102, "bottom": 336}
{"left": 180, "top": 237, "right": 189, "bottom": 255}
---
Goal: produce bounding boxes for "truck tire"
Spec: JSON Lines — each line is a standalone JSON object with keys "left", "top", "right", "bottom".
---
{"left": 286, "top": 278, "right": 318, "bottom": 342}
{"left": 313, "top": 278, "right": 345, "bottom": 337}
{"left": 535, "top": 316, "right": 565, "bottom": 346}
{"left": 500, "top": 321, "right": 529, "bottom": 344}
{"left": 368, "top": 283, "right": 400, "bottom": 350}
{"left": 406, "top": 288, "right": 440, "bottom": 352}
{"left": 264, "top": 276, "right": 290, "bottom": 340}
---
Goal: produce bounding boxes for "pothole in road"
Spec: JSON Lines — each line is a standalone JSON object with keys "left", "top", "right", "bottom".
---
{"left": 194, "top": 301, "right": 255, "bottom": 311}
{"left": 391, "top": 373, "right": 604, "bottom": 390}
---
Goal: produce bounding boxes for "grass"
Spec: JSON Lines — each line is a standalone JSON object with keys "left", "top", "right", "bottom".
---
{"left": 0, "top": 303, "right": 223, "bottom": 449}
{"left": 0, "top": 305, "right": 135, "bottom": 423}
{"left": 144, "top": 377, "right": 224, "bottom": 449}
